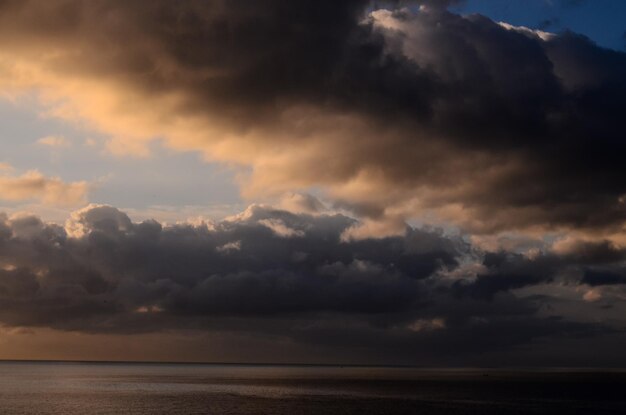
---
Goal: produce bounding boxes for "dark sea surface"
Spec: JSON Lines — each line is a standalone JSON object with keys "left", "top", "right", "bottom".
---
{"left": 0, "top": 362, "right": 625, "bottom": 414}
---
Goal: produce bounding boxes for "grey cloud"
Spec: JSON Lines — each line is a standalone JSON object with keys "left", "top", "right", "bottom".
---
{"left": 0, "top": 205, "right": 460, "bottom": 329}
{"left": 453, "top": 252, "right": 561, "bottom": 300}
{"left": 0, "top": 204, "right": 623, "bottom": 363}
{"left": 454, "top": 238, "right": 626, "bottom": 300}
{"left": 582, "top": 270, "right": 626, "bottom": 286}
{"left": 558, "top": 239, "right": 626, "bottom": 265}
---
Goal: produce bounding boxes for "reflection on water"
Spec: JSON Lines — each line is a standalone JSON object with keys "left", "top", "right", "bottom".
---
{"left": 0, "top": 362, "right": 624, "bottom": 414}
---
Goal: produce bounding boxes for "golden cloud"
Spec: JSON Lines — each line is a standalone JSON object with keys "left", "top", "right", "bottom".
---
{"left": 0, "top": 168, "right": 89, "bottom": 206}
{"left": 0, "top": 1, "right": 624, "bottom": 237}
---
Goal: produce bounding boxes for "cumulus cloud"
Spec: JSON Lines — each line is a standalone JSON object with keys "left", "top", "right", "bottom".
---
{"left": 0, "top": 204, "right": 455, "bottom": 330}
{"left": 0, "top": 203, "right": 623, "bottom": 364}
{"left": 0, "top": 1, "right": 623, "bottom": 237}
{"left": 277, "top": 193, "right": 326, "bottom": 214}
{"left": 0, "top": 168, "right": 89, "bottom": 206}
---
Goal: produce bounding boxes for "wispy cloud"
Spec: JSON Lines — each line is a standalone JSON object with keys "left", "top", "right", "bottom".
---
{"left": 0, "top": 167, "right": 88, "bottom": 206}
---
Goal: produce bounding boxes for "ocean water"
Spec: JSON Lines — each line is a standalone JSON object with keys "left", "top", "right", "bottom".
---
{"left": 0, "top": 362, "right": 624, "bottom": 414}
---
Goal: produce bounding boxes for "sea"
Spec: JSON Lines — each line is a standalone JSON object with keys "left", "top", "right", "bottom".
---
{"left": 0, "top": 362, "right": 624, "bottom": 414}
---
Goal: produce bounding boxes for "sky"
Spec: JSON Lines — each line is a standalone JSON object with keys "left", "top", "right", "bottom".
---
{"left": 457, "top": 0, "right": 626, "bottom": 51}
{"left": 0, "top": 0, "right": 625, "bottom": 366}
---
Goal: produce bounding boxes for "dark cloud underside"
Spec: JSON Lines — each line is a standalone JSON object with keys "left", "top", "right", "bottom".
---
{"left": 0, "top": 205, "right": 625, "bottom": 364}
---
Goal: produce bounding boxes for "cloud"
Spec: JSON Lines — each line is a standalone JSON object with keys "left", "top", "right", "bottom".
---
{"left": 0, "top": 1, "right": 623, "bottom": 237}
{"left": 552, "top": 237, "right": 626, "bottom": 264}
{"left": 0, "top": 168, "right": 89, "bottom": 206}
{"left": 0, "top": 204, "right": 458, "bottom": 329}
{"left": 0, "top": 203, "right": 622, "bottom": 364}
{"left": 407, "top": 317, "right": 446, "bottom": 332}
{"left": 277, "top": 193, "right": 326, "bottom": 214}
{"left": 258, "top": 218, "right": 305, "bottom": 238}
{"left": 0, "top": 2, "right": 625, "bottom": 363}
{"left": 498, "top": 21, "right": 556, "bottom": 41}
{"left": 582, "top": 270, "right": 626, "bottom": 286}
{"left": 36, "top": 135, "right": 70, "bottom": 148}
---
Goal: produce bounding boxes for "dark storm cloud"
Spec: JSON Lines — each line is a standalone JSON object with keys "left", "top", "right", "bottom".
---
{"left": 383, "top": 12, "right": 626, "bottom": 233}
{"left": 557, "top": 239, "right": 626, "bottom": 264}
{"left": 453, "top": 252, "right": 561, "bottom": 300}
{"left": 454, "top": 238, "right": 626, "bottom": 299}
{"left": 0, "top": 205, "right": 460, "bottom": 329}
{"left": 0, "top": 1, "right": 625, "bottom": 233}
{"left": 0, "top": 204, "right": 624, "bottom": 362}
{"left": 582, "top": 270, "right": 626, "bottom": 286}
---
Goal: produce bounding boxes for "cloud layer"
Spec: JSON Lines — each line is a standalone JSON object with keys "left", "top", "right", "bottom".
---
{"left": 0, "top": 1, "right": 624, "bottom": 236}
{"left": 0, "top": 203, "right": 625, "bottom": 364}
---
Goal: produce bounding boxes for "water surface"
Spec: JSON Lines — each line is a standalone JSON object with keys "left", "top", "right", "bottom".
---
{"left": 0, "top": 362, "right": 624, "bottom": 414}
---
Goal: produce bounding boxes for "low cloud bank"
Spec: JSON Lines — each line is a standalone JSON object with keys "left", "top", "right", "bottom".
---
{"left": 0, "top": 203, "right": 624, "bottom": 364}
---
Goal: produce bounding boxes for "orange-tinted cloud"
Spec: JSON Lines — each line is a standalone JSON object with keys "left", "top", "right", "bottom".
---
{"left": 0, "top": 1, "right": 624, "bottom": 237}
{"left": 0, "top": 168, "right": 88, "bottom": 206}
